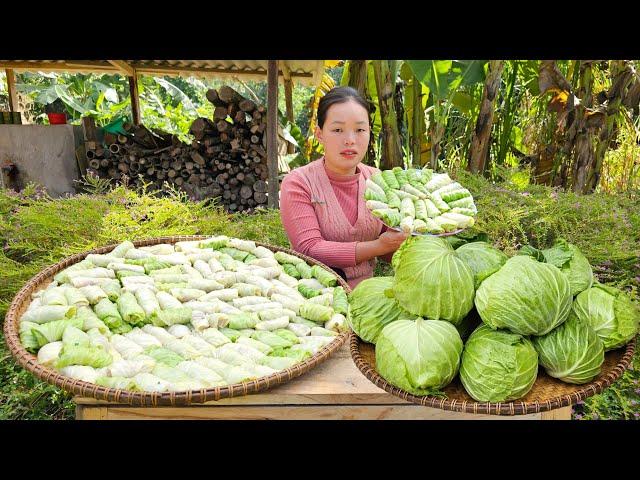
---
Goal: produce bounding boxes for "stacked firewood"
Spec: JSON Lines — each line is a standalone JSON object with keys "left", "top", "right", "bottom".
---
{"left": 86, "top": 85, "right": 270, "bottom": 212}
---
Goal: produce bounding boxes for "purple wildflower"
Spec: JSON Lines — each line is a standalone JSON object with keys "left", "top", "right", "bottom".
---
{"left": 574, "top": 414, "right": 583, "bottom": 420}
{"left": 635, "top": 388, "right": 640, "bottom": 395}
{"left": 634, "top": 413, "right": 639, "bottom": 418}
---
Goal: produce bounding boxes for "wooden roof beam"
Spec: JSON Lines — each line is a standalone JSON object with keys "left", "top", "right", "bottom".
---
{"left": 107, "top": 60, "right": 135, "bottom": 76}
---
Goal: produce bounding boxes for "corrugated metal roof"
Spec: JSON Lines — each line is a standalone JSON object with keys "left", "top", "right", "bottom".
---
{"left": 0, "top": 60, "right": 324, "bottom": 86}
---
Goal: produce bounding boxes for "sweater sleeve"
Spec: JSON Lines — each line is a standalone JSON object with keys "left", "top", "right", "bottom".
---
{"left": 279, "top": 173, "right": 358, "bottom": 269}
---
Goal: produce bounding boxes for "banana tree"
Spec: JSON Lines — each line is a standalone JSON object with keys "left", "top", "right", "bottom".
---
{"left": 406, "top": 60, "right": 488, "bottom": 169}
{"left": 303, "top": 60, "right": 342, "bottom": 161}
{"left": 468, "top": 60, "right": 504, "bottom": 174}
{"left": 399, "top": 62, "right": 429, "bottom": 167}
{"left": 538, "top": 60, "right": 638, "bottom": 193}
{"left": 341, "top": 60, "right": 379, "bottom": 165}
{"left": 372, "top": 60, "right": 403, "bottom": 169}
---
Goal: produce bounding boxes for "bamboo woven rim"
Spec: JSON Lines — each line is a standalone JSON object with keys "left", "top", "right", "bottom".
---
{"left": 4, "top": 235, "right": 349, "bottom": 407}
{"left": 350, "top": 332, "right": 636, "bottom": 416}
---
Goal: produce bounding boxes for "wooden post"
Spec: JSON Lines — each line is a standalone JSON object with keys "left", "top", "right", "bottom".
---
{"left": 283, "top": 64, "right": 295, "bottom": 155}
{"left": 267, "top": 60, "right": 279, "bottom": 209}
{"left": 5, "top": 69, "right": 19, "bottom": 112}
{"left": 128, "top": 73, "right": 141, "bottom": 126}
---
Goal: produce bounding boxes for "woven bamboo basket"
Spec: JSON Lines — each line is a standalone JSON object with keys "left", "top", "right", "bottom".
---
{"left": 351, "top": 330, "right": 636, "bottom": 416}
{"left": 4, "top": 235, "right": 350, "bottom": 407}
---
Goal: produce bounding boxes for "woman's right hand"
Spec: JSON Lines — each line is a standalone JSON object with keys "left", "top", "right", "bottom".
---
{"left": 378, "top": 230, "right": 410, "bottom": 253}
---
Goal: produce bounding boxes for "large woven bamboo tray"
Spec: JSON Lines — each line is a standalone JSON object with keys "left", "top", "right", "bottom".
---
{"left": 4, "top": 236, "right": 350, "bottom": 407}
{"left": 350, "top": 330, "right": 636, "bottom": 416}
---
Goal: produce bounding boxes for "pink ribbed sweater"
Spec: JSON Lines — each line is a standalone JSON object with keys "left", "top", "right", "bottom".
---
{"left": 280, "top": 158, "right": 391, "bottom": 288}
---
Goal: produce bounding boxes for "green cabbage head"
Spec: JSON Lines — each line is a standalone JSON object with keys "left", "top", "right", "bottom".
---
{"left": 572, "top": 283, "right": 639, "bottom": 351}
{"left": 541, "top": 239, "right": 594, "bottom": 297}
{"left": 531, "top": 312, "right": 604, "bottom": 384}
{"left": 375, "top": 318, "right": 463, "bottom": 396}
{"left": 348, "top": 276, "right": 409, "bottom": 344}
{"left": 475, "top": 255, "right": 572, "bottom": 335}
{"left": 460, "top": 324, "right": 538, "bottom": 402}
{"left": 391, "top": 236, "right": 475, "bottom": 325}
{"left": 455, "top": 241, "right": 508, "bottom": 289}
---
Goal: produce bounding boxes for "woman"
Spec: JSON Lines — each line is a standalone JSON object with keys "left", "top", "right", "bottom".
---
{"left": 280, "top": 86, "right": 408, "bottom": 290}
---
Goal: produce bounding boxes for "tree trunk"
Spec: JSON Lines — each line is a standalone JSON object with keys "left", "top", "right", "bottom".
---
{"left": 372, "top": 60, "right": 403, "bottom": 170}
{"left": 411, "top": 75, "right": 425, "bottom": 168}
{"left": 584, "top": 61, "right": 635, "bottom": 192}
{"left": 348, "top": 60, "right": 376, "bottom": 166}
{"left": 468, "top": 60, "right": 504, "bottom": 174}
{"left": 569, "top": 61, "right": 596, "bottom": 193}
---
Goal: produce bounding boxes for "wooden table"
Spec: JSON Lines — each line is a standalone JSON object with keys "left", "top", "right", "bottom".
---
{"left": 75, "top": 344, "right": 572, "bottom": 420}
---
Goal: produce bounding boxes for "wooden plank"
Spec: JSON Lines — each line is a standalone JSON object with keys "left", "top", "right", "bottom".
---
{"left": 283, "top": 64, "right": 295, "bottom": 155}
{"left": 0, "top": 62, "right": 315, "bottom": 83}
{"left": 540, "top": 406, "right": 572, "bottom": 420}
{"left": 80, "top": 405, "right": 544, "bottom": 421}
{"left": 76, "top": 405, "right": 107, "bottom": 420}
{"left": 5, "top": 68, "right": 19, "bottom": 112}
{"left": 128, "top": 73, "right": 141, "bottom": 126}
{"left": 266, "top": 59, "right": 279, "bottom": 209}
{"left": 0, "top": 61, "right": 117, "bottom": 72}
{"left": 107, "top": 60, "right": 135, "bottom": 76}
{"left": 73, "top": 342, "right": 572, "bottom": 420}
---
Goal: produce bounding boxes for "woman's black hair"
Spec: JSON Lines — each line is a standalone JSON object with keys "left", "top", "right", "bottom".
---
{"left": 317, "top": 86, "right": 370, "bottom": 129}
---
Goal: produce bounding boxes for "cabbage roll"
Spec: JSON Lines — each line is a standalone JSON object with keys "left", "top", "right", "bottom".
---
{"left": 141, "top": 325, "right": 176, "bottom": 345}
{"left": 287, "top": 323, "right": 311, "bottom": 337}
{"left": 169, "top": 288, "right": 207, "bottom": 302}
{"left": 95, "top": 376, "right": 138, "bottom": 390}
{"left": 110, "top": 334, "right": 145, "bottom": 359}
{"left": 251, "top": 330, "right": 294, "bottom": 348}
{"left": 21, "top": 305, "right": 77, "bottom": 324}
{"left": 132, "top": 373, "right": 170, "bottom": 392}
{"left": 325, "top": 313, "right": 348, "bottom": 332}
{"left": 164, "top": 338, "right": 202, "bottom": 359}
{"left": 197, "top": 328, "right": 230, "bottom": 348}
{"left": 31, "top": 316, "right": 84, "bottom": 348}
{"left": 236, "top": 336, "right": 273, "bottom": 355}
{"left": 299, "top": 303, "right": 334, "bottom": 323}
{"left": 40, "top": 286, "right": 68, "bottom": 306}
{"left": 106, "top": 356, "right": 156, "bottom": 378}
{"left": 59, "top": 365, "right": 103, "bottom": 384}
{"left": 167, "top": 324, "right": 191, "bottom": 338}
{"left": 78, "top": 285, "right": 107, "bottom": 305}
{"left": 231, "top": 283, "right": 262, "bottom": 297}
{"left": 134, "top": 287, "right": 161, "bottom": 317}
{"left": 188, "top": 278, "right": 224, "bottom": 293}
{"left": 124, "top": 328, "right": 163, "bottom": 349}
{"left": 117, "top": 292, "right": 147, "bottom": 326}
{"left": 232, "top": 296, "right": 271, "bottom": 308}
{"left": 200, "top": 288, "right": 239, "bottom": 302}
{"left": 150, "top": 307, "right": 192, "bottom": 327}
{"left": 258, "top": 355, "right": 299, "bottom": 370}
{"left": 37, "top": 341, "right": 64, "bottom": 367}
{"left": 176, "top": 361, "right": 226, "bottom": 386}
{"left": 55, "top": 345, "right": 113, "bottom": 369}
{"left": 143, "top": 346, "right": 184, "bottom": 367}
{"left": 54, "top": 258, "right": 95, "bottom": 283}
{"left": 94, "top": 298, "right": 124, "bottom": 330}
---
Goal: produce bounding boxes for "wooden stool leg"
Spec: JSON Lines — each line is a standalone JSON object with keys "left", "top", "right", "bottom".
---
{"left": 540, "top": 406, "right": 572, "bottom": 420}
